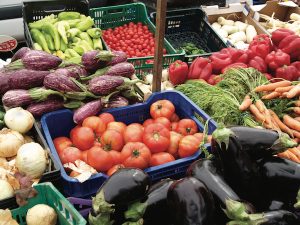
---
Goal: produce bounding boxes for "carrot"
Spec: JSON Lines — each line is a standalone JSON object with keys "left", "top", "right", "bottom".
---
{"left": 293, "top": 138, "right": 300, "bottom": 143}
{"left": 262, "top": 91, "right": 281, "bottom": 100}
{"left": 286, "top": 85, "right": 300, "bottom": 98}
{"left": 255, "top": 100, "right": 266, "bottom": 113}
{"left": 287, "top": 150, "right": 300, "bottom": 163}
{"left": 249, "top": 104, "right": 266, "bottom": 123}
{"left": 294, "top": 117, "right": 300, "bottom": 122}
{"left": 283, "top": 114, "right": 300, "bottom": 131}
{"left": 254, "top": 81, "right": 291, "bottom": 92}
{"left": 292, "top": 129, "right": 300, "bottom": 139}
{"left": 293, "top": 107, "right": 300, "bottom": 115}
{"left": 294, "top": 101, "right": 300, "bottom": 107}
{"left": 289, "top": 147, "right": 300, "bottom": 159}
{"left": 277, "top": 150, "right": 291, "bottom": 159}
{"left": 274, "top": 86, "right": 293, "bottom": 93}
{"left": 269, "top": 110, "right": 293, "bottom": 137}
{"left": 239, "top": 98, "right": 252, "bottom": 111}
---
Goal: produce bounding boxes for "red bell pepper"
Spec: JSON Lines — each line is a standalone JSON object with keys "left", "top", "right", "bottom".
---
{"left": 169, "top": 60, "right": 188, "bottom": 85}
{"left": 249, "top": 35, "right": 272, "bottom": 59}
{"left": 263, "top": 73, "right": 273, "bottom": 80}
{"left": 281, "top": 36, "right": 300, "bottom": 61}
{"left": 248, "top": 56, "right": 267, "bottom": 73}
{"left": 221, "top": 48, "right": 249, "bottom": 64}
{"left": 265, "top": 50, "right": 290, "bottom": 71}
{"left": 271, "top": 28, "right": 295, "bottom": 47}
{"left": 251, "top": 34, "right": 273, "bottom": 49}
{"left": 291, "top": 61, "right": 300, "bottom": 71}
{"left": 188, "top": 57, "right": 212, "bottom": 81}
{"left": 209, "top": 52, "right": 232, "bottom": 73}
{"left": 275, "top": 65, "right": 299, "bottom": 81}
{"left": 221, "top": 63, "right": 248, "bottom": 74}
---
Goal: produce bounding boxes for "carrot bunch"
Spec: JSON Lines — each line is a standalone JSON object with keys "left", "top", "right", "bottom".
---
{"left": 277, "top": 146, "right": 300, "bottom": 163}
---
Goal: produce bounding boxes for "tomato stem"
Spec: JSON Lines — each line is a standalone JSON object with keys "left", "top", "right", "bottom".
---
{"left": 132, "top": 149, "right": 140, "bottom": 157}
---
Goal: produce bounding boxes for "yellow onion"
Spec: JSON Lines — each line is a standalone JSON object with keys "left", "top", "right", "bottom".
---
{"left": 0, "top": 128, "right": 24, "bottom": 157}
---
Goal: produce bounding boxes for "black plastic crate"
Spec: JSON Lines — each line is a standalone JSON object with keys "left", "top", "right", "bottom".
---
{"left": 150, "top": 8, "right": 228, "bottom": 62}
{"left": 0, "top": 122, "right": 61, "bottom": 210}
{"left": 23, "top": 0, "right": 89, "bottom": 49}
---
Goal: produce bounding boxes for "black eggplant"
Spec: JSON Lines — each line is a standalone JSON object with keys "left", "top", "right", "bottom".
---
{"left": 257, "top": 156, "right": 300, "bottom": 210}
{"left": 89, "top": 168, "right": 150, "bottom": 225}
{"left": 124, "top": 179, "right": 174, "bottom": 225}
{"left": 167, "top": 177, "right": 215, "bottom": 225}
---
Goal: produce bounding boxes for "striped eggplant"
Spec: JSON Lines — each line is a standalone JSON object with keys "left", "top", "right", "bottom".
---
{"left": 26, "top": 98, "right": 64, "bottom": 117}
{"left": 54, "top": 65, "right": 88, "bottom": 79}
{"left": 82, "top": 50, "right": 115, "bottom": 72}
{"left": 73, "top": 99, "right": 102, "bottom": 124}
{"left": 105, "top": 95, "right": 129, "bottom": 109}
{"left": 44, "top": 73, "right": 81, "bottom": 92}
{"left": 11, "top": 47, "right": 31, "bottom": 62}
{"left": 109, "top": 51, "right": 128, "bottom": 66}
{"left": 0, "top": 73, "right": 11, "bottom": 95}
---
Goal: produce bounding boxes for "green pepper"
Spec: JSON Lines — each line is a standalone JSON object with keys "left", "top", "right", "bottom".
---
{"left": 57, "top": 21, "right": 70, "bottom": 44}
{"left": 67, "top": 28, "right": 81, "bottom": 39}
{"left": 65, "top": 48, "right": 81, "bottom": 58}
{"left": 56, "top": 50, "right": 65, "bottom": 59}
{"left": 67, "top": 19, "right": 81, "bottom": 28}
{"left": 64, "top": 51, "right": 72, "bottom": 59}
{"left": 33, "top": 42, "right": 43, "bottom": 51}
{"left": 87, "top": 28, "right": 102, "bottom": 39}
{"left": 60, "top": 38, "right": 67, "bottom": 52}
{"left": 76, "top": 16, "right": 94, "bottom": 31}
{"left": 80, "top": 40, "right": 93, "bottom": 51}
{"left": 72, "top": 45, "right": 85, "bottom": 55}
{"left": 58, "top": 11, "right": 80, "bottom": 20}
{"left": 31, "top": 29, "right": 50, "bottom": 53}
{"left": 43, "top": 33, "right": 55, "bottom": 50}
{"left": 72, "top": 37, "right": 81, "bottom": 43}
{"left": 42, "top": 22, "right": 60, "bottom": 50}
{"left": 80, "top": 15, "right": 87, "bottom": 20}
{"left": 93, "top": 38, "right": 103, "bottom": 50}
{"left": 79, "top": 32, "right": 93, "bottom": 47}
{"left": 29, "top": 14, "right": 57, "bottom": 29}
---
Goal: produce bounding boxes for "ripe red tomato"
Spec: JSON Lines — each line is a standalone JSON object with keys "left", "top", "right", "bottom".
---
{"left": 170, "top": 113, "right": 180, "bottom": 122}
{"left": 82, "top": 116, "right": 106, "bottom": 137}
{"left": 194, "top": 133, "right": 204, "bottom": 142}
{"left": 167, "top": 131, "right": 182, "bottom": 158}
{"left": 123, "top": 123, "right": 144, "bottom": 143}
{"left": 177, "top": 119, "right": 198, "bottom": 136}
{"left": 121, "top": 142, "right": 151, "bottom": 169}
{"left": 101, "top": 129, "right": 124, "bottom": 152}
{"left": 107, "top": 164, "right": 125, "bottom": 176}
{"left": 87, "top": 146, "right": 114, "bottom": 172}
{"left": 107, "top": 121, "right": 127, "bottom": 134}
{"left": 109, "top": 150, "right": 122, "bottom": 165}
{"left": 143, "top": 118, "right": 154, "bottom": 127}
{"left": 53, "top": 137, "right": 73, "bottom": 155}
{"left": 99, "top": 113, "right": 115, "bottom": 125}
{"left": 154, "top": 117, "right": 171, "bottom": 130}
{"left": 171, "top": 122, "right": 178, "bottom": 132}
{"left": 70, "top": 126, "right": 95, "bottom": 150}
{"left": 143, "top": 123, "right": 170, "bottom": 153}
{"left": 150, "top": 100, "right": 175, "bottom": 119}
{"left": 150, "top": 152, "right": 175, "bottom": 167}
{"left": 81, "top": 150, "right": 88, "bottom": 163}
{"left": 178, "top": 135, "right": 201, "bottom": 158}
{"left": 59, "top": 147, "right": 82, "bottom": 164}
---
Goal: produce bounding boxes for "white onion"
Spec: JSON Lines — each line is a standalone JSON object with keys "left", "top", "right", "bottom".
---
{"left": 0, "top": 128, "right": 24, "bottom": 157}
{"left": 26, "top": 204, "right": 57, "bottom": 225}
{"left": 16, "top": 143, "right": 47, "bottom": 178}
{"left": 0, "top": 180, "right": 14, "bottom": 200}
{"left": 4, "top": 107, "right": 35, "bottom": 134}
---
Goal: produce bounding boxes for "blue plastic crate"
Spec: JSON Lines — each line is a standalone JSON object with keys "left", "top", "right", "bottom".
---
{"left": 41, "top": 91, "right": 217, "bottom": 198}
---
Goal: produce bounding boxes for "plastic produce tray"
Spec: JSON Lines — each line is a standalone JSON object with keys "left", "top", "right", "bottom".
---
{"left": 41, "top": 91, "right": 217, "bottom": 198}
{"left": 150, "top": 8, "right": 228, "bottom": 62}
{"left": 0, "top": 122, "right": 61, "bottom": 210}
{"left": 89, "top": 3, "right": 184, "bottom": 77}
{"left": 68, "top": 197, "right": 92, "bottom": 219}
{"left": 12, "top": 183, "right": 86, "bottom": 225}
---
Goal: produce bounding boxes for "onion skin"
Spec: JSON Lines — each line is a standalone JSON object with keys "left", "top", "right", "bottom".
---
{"left": 0, "top": 128, "right": 24, "bottom": 157}
{"left": 26, "top": 204, "right": 57, "bottom": 225}
{"left": 0, "top": 180, "right": 14, "bottom": 200}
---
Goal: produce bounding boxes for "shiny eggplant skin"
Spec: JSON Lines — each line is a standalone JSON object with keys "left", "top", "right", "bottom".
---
{"left": 167, "top": 177, "right": 215, "bottom": 225}
{"left": 259, "top": 210, "right": 299, "bottom": 225}
{"left": 142, "top": 179, "right": 174, "bottom": 225}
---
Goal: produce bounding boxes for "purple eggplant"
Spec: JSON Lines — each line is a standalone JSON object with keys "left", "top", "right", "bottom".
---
{"left": 105, "top": 95, "right": 129, "bottom": 109}
{"left": 26, "top": 98, "right": 64, "bottom": 117}
{"left": 54, "top": 65, "right": 88, "bottom": 79}
{"left": 106, "top": 62, "right": 135, "bottom": 78}
{"left": 73, "top": 99, "right": 102, "bottom": 124}
{"left": 82, "top": 50, "right": 115, "bottom": 72}
{"left": 109, "top": 51, "right": 128, "bottom": 66}
{"left": 11, "top": 47, "right": 31, "bottom": 62}
{"left": 44, "top": 73, "right": 81, "bottom": 92}
{"left": 6, "top": 50, "right": 62, "bottom": 71}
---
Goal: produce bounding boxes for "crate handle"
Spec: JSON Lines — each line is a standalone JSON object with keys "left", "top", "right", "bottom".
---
{"left": 106, "top": 8, "right": 125, "bottom": 14}
{"left": 42, "top": 4, "right": 67, "bottom": 14}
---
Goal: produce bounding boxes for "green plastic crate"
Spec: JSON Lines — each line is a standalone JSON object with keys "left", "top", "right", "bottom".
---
{"left": 11, "top": 183, "right": 86, "bottom": 225}
{"left": 90, "top": 2, "right": 184, "bottom": 77}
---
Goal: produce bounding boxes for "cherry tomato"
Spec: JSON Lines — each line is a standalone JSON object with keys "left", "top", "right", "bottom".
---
{"left": 59, "top": 147, "right": 82, "bottom": 164}
{"left": 53, "top": 137, "right": 73, "bottom": 155}
{"left": 123, "top": 123, "right": 144, "bottom": 143}
{"left": 82, "top": 116, "right": 106, "bottom": 137}
{"left": 107, "top": 121, "right": 127, "bottom": 134}
{"left": 87, "top": 146, "right": 113, "bottom": 172}
{"left": 70, "top": 126, "right": 94, "bottom": 150}
{"left": 143, "top": 123, "right": 170, "bottom": 153}
{"left": 107, "top": 164, "right": 125, "bottom": 176}
{"left": 150, "top": 100, "right": 175, "bottom": 119}
{"left": 150, "top": 152, "right": 175, "bottom": 167}
{"left": 178, "top": 135, "right": 201, "bottom": 158}
{"left": 101, "top": 129, "right": 124, "bottom": 152}
{"left": 154, "top": 117, "right": 171, "bottom": 130}
{"left": 99, "top": 113, "right": 115, "bottom": 125}
{"left": 121, "top": 142, "right": 151, "bottom": 169}
{"left": 177, "top": 119, "right": 198, "bottom": 136}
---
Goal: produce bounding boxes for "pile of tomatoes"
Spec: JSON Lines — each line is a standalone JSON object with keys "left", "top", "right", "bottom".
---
{"left": 53, "top": 99, "right": 211, "bottom": 177}
{"left": 102, "top": 22, "right": 167, "bottom": 58}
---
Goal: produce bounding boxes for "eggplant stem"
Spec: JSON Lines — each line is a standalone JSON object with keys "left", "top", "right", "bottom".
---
{"left": 124, "top": 201, "right": 147, "bottom": 221}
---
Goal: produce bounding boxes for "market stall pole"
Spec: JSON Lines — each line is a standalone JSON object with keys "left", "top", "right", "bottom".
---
{"left": 152, "top": 0, "right": 167, "bottom": 92}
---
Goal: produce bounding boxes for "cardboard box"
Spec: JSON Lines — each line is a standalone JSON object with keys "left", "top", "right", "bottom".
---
{"left": 249, "top": 0, "right": 300, "bottom": 34}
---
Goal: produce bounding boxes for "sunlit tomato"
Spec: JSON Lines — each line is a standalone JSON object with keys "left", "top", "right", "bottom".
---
{"left": 171, "top": 122, "right": 178, "bottom": 132}
{"left": 70, "top": 170, "right": 81, "bottom": 177}
{"left": 107, "top": 121, "right": 127, "bottom": 134}
{"left": 99, "top": 113, "right": 115, "bottom": 125}
{"left": 107, "top": 164, "right": 125, "bottom": 176}
{"left": 194, "top": 133, "right": 204, "bottom": 142}
{"left": 177, "top": 119, "right": 198, "bottom": 136}
{"left": 154, "top": 117, "right": 171, "bottom": 130}
{"left": 170, "top": 113, "right": 180, "bottom": 122}
{"left": 53, "top": 137, "right": 72, "bottom": 155}
{"left": 101, "top": 129, "right": 124, "bottom": 152}
{"left": 124, "top": 123, "right": 144, "bottom": 143}
{"left": 59, "top": 147, "right": 82, "bottom": 164}
{"left": 70, "top": 126, "right": 94, "bottom": 150}
{"left": 82, "top": 116, "right": 106, "bottom": 137}
{"left": 167, "top": 131, "right": 182, "bottom": 158}
{"left": 207, "top": 135, "right": 213, "bottom": 144}
{"left": 143, "top": 118, "right": 154, "bottom": 127}
{"left": 121, "top": 142, "right": 151, "bottom": 169}
{"left": 81, "top": 150, "right": 88, "bottom": 163}
{"left": 87, "top": 146, "right": 114, "bottom": 172}
{"left": 150, "top": 152, "right": 175, "bottom": 167}
{"left": 178, "top": 135, "right": 201, "bottom": 158}
{"left": 143, "top": 123, "right": 170, "bottom": 153}
{"left": 109, "top": 150, "right": 122, "bottom": 165}
{"left": 150, "top": 100, "right": 175, "bottom": 119}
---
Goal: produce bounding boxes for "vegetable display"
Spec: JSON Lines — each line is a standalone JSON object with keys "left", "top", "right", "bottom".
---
{"left": 28, "top": 12, "right": 104, "bottom": 60}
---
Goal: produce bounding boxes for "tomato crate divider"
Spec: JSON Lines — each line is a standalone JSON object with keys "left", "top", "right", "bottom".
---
{"left": 11, "top": 183, "right": 87, "bottom": 225}
{"left": 0, "top": 122, "right": 62, "bottom": 210}
{"left": 89, "top": 3, "right": 185, "bottom": 78}
{"left": 41, "top": 91, "right": 217, "bottom": 198}
{"left": 150, "top": 7, "right": 228, "bottom": 63}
